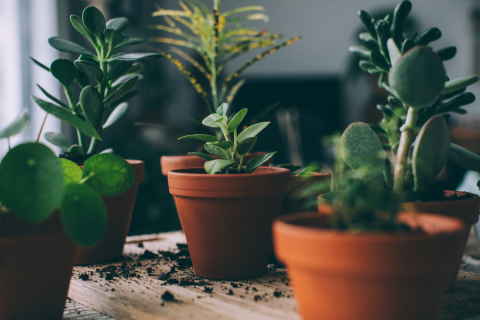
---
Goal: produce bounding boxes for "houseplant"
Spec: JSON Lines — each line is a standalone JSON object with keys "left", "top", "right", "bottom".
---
{"left": 31, "top": 5, "right": 160, "bottom": 264}
{"left": 0, "top": 111, "right": 132, "bottom": 319}
{"left": 341, "top": 0, "right": 480, "bottom": 287}
{"left": 168, "top": 106, "right": 290, "bottom": 279}
{"left": 152, "top": 0, "right": 300, "bottom": 174}
{"left": 275, "top": 178, "right": 466, "bottom": 320}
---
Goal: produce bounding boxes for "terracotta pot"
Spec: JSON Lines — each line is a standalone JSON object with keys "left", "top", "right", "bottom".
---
{"left": 0, "top": 211, "right": 77, "bottom": 320}
{"left": 273, "top": 211, "right": 466, "bottom": 320}
{"left": 161, "top": 152, "right": 273, "bottom": 176}
{"left": 168, "top": 167, "right": 290, "bottom": 279}
{"left": 282, "top": 173, "right": 331, "bottom": 215}
{"left": 75, "top": 160, "right": 145, "bottom": 265}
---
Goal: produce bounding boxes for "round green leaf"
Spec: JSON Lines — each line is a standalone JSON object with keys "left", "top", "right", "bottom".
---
{"left": 227, "top": 109, "right": 248, "bottom": 132}
{"left": 44, "top": 132, "right": 73, "bottom": 152}
{"left": 48, "top": 37, "right": 96, "bottom": 56}
{"left": 237, "top": 137, "right": 257, "bottom": 155}
{"left": 0, "top": 143, "right": 64, "bottom": 223}
{"left": 59, "top": 158, "right": 83, "bottom": 184}
{"left": 74, "top": 60, "right": 104, "bottom": 83}
{"left": 82, "top": 154, "right": 134, "bottom": 197}
{"left": 70, "top": 15, "right": 95, "bottom": 42}
{"left": 178, "top": 134, "right": 218, "bottom": 142}
{"left": 205, "top": 159, "right": 235, "bottom": 174}
{"left": 0, "top": 109, "right": 28, "bottom": 138}
{"left": 106, "top": 17, "right": 130, "bottom": 32}
{"left": 82, "top": 6, "right": 106, "bottom": 41}
{"left": 202, "top": 113, "right": 224, "bottom": 128}
{"left": 80, "top": 86, "right": 104, "bottom": 129}
{"left": 50, "top": 59, "right": 77, "bottom": 88}
{"left": 60, "top": 183, "right": 107, "bottom": 248}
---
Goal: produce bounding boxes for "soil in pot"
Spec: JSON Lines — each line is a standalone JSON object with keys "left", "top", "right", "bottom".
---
{"left": 168, "top": 166, "right": 290, "bottom": 280}
{"left": 273, "top": 211, "right": 466, "bottom": 320}
{"left": 74, "top": 160, "right": 145, "bottom": 265}
{"left": 0, "top": 211, "right": 77, "bottom": 320}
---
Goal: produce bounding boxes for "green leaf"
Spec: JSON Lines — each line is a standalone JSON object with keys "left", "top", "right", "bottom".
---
{"left": 227, "top": 108, "right": 247, "bottom": 132}
{"left": 106, "top": 90, "right": 138, "bottom": 109}
{"left": 108, "top": 53, "right": 163, "bottom": 62}
{"left": 80, "top": 86, "right": 104, "bottom": 129}
{"left": 222, "top": 6, "right": 264, "bottom": 17}
{"left": 435, "top": 46, "right": 457, "bottom": 61}
{"left": 82, "top": 6, "right": 106, "bottom": 41}
{"left": 82, "top": 153, "right": 135, "bottom": 197}
{"left": 0, "top": 110, "right": 28, "bottom": 138}
{"left": 76, "top": 70, "right": 90, "bottom": 88}
{"left": 30, "top": 57, "right": 50, "bottom": 72}
{"left": 70, "top": 15, "right": 95, "bottom": 41}
{"left": 237, "top": 122, "right": 269, "bottom": 143}
{"left": 104, "top": 76, "right": 138, "bottom": 103}
{"left": 414, "top": 27, "right": 441, "bottom": 45}
{"left": 188, "top": 152, "right": 215, "bottom": 161}
{"left": 74, "top": 60, "right": 104, "bottom": 83}
{"left": 50, "top": 59, "right": 77, "bottom": 88}
{"left": 69, "top": 145, "right": 84, "bottom": 155}
{"left": 104, "top": 29, "right": 124, "bottom": 48}
{"left": 204, "top": 143, "right": 227, "bottom": 159}
{"left": 60, "top": 183, "right": 107, "bottom": 248}
{"left": 106, "top": 17, "right": 130, "bottom": 32}
{"left": 44, "top": 132, "right": 73, "bottom": 152}
{"left": 32, "top": 96, "right": 102, "bottom": 140}
{"left": 59, "top": 158, "right": 82, "bottom": 184}
{"left": 208, "top": 141, "right": 233, "bottom": 150}
{"left": 237, "top": 137, "right": 257, "bottom": 155}
{"left": 442, "top": 76, "right": 479, "bottom": 95}
{"left": 450, "top": 143, "right": 480, "bottom": 172}
{"left": 387, "top": 38, "right": 401, "bottom": 67}
{"left": 107, "top": 60, "right": 133, "bottom": 80}
{"left": 202, "top": 113, "right": 224, "bottom": 128}
{"left": 370, "top": 50, "right": 389, "bottom": 72}
{"left": 245, "top": 151, "right": 276, "bottom": 173}
{"left": 178, "top": 134, "right": 218, "bottom": 142}
{"left": 37, "top": 85, "right": 69, "bottom": 109}
{"left": 348, "top": 46, "right": 370, "bottom": 59}
{"left": 217, "top": 103, "right": 229, "bottom": 116}
{"left": 0, "top": 143, "right": 64, "bottom": 223}
{"left": 204, "top": 160, "right": 235, "bottom": 174}
{"left": 48, "top": 36, "right": 96, "bottom": 56}
{"left": 103, "top": 102, "right": 129, "bottom": 130}
{"left": 114, "top": 35, "right": 144, "bottom": 49}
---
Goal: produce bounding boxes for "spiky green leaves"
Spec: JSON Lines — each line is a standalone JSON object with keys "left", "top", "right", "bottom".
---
{"left": 390, "top": 46, "right": 446, "bottom": 108}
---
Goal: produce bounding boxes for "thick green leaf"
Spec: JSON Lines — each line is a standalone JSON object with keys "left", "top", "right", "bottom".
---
{"left": 59, "top": 158, "right": 82, "bottom": 184}
{"left": 32, "top": 96, "right": 102, "bottom": 140}
{"left": 70, "top": 15, "right": 95, "bottom": 41}
{"left": 227, "top": 108, "right": 247, "bottom": 132}
{"left": 449, "top": 143, "right": 480, "bottom": 172}
{"left": 202, "top": 113, "right": 224, "bottom": 128}
{"left": 114, "top": 35, "right": 144, "bottom": 49}
{"left": 111, "top": 74, "right": 142, "bottom": 87}
{"left": 102, "top": 102, "right": 128, "bottom": 130}
{"left": 387, "top": 39, "right": 401, "bottom": 67}
{"left": 106, "top": 17, "right": 130, "bottom": 32}
{"left": 442, "top": 76, "right": 479, "bottom": 95}
{"left": 44, "top": 132, "right": 73, "bottom": 152}
{"left": 69, "top": 145, "right": 84, "bottom": 155}
{"left": 82, "top": 153, "right": 134, "bottom": 197}
{"left": 0, "top": 110, "right": 28, "bottom": 138}
{"left": 0, "top": 143, "right": 64, "bottom": 223}
{"left": 178, "top": 134, "right": 218, "bottom": 142}
{"left": 37, "top": 85, "right": 69, "bottom": 109}
{"left": 188, "top": 152, "right": 215, "bottom": 161}
{"left": 245, "top": 151, "right": 276, "bottom": 173}
{"left": 30, "top": 57, "right": 50, "bottom": 72}
{"left": 107, "top": 60, "right": 133, "bottom": 80}
{"left": 48, "top": 36, "right": 95, "bottom": 56}
{"left": 76, "top": 70, "right": 90, "bottom": 88}
{"left": 105, "top": 76, "right": 138, "bottom": 103}
{"left": 50, "top": 59, "right": 77, "bottom": 88}
{"left": 74, "top": 60, "right": 103, "bottom": 82}
{"left": 104, "top": 29, "right": 124, "bottom": 48}
{"left": 106, "top": 90, "right": 138, "bottom": 109}
{"left": 107, "top": 53, "right": 163, "bottom": 62}
{"left": 82, "top": 6, "right": 106, "bottom": 41}
{"left": 80, "top": 86, "right": 104, "bottom": 129}
{"left": 208, "top": 141, "right": 233, "bottom": 150}
{"left": 237, "top": 122, "right": 269, "bottom": 143}
{"left": 237, "top": 137, "right": 257, "bottom": 155}
{"left": 217, "top": 103, "right": 229, "bottom": 116}
{"left": 60, "top": 183, "right": 107, "bottom": 248}
{"left": 204, "top": 159, "right": 235, "bottom": 174}
{"left": 204, "top": 143, "right": 227, "bottom": 159}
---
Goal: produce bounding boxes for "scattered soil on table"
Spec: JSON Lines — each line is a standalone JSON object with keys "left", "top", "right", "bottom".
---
{"left": 161, "top": 290, "right": 175, "bottom": 301}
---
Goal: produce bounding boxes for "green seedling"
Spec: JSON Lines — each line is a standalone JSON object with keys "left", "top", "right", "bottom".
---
{"left": 178, "top": 103, "right": 275, "bottom": 174}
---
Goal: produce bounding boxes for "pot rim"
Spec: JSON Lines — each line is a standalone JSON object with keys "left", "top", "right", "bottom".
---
{"left": 168, "top": 166, "right": 291, "bottom": 178}
{"left": 161, "top": 152, "right": 269, "bottom": 160}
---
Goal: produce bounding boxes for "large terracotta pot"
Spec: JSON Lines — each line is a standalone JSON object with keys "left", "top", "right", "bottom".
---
{"left": 168, "top": 167, "right": 290, "bottom": 279}
{"left": 273, "top": 211, "right": 466, "bottom": 320}
{"left": 281, "top": 173, "right": 331, "bottom": 214}
{"left": 161, "top": 152, "right": 273, "bottom": 176}
{"left": 75, "top": 160, "right": 145, "bottom": 265}
{"left": 0, "top": 211, "right": 77, "bottom": 320}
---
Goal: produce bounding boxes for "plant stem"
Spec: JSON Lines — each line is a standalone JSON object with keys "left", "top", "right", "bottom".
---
{"left": 65, "top": 87, "right": 86, "bottom": 151}
{"left": 393, "top": 107, "right": 418, "bottom": 195}
{"left": 7, "top": 137, "right": 11, "bottom": 150}
{"left": 79, "top": 172, "right": 94, "bottom": 184}
{"left": 233, "top": 129, "right": 238, "bottom": 153}
{"left": 37, "top": 113, "right": 49, "bottom": 142}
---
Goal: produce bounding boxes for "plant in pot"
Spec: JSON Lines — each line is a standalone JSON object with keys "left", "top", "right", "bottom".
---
{"left": 150, "top": 0, "right": 300, "bottom": 174}
{"left": 0, "top": 111, "right": 132, "bottom": 319}
{"left": 275, "top": 177, "right": 466, "bottom": 320}
{"left": 168, "top": 105, "right": 291, "bottom": 279}
{"left": 31, "top": 6, "right": 162, "bottom": 264}
{"left": 329, "top": 0, "right": 480, "bottom": 288}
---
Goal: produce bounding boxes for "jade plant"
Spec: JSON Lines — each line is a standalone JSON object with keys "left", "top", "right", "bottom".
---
{"left": 31, "top": 6, "right": 162, "bottom": 162}
{"left": 150, "top": 0, "right": 300, "bottom": 116}
{"left": 178, "top": 103, "right": 275, "bottom": 174}
{"left": 344, "top": 0, "right": 480, "bottom": 199}
{"left": 0, "top": 110, "right": 133, "bottom": 247}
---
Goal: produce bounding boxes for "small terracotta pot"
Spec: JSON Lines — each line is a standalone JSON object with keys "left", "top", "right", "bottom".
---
{"left": 75, "top": 160, "right": 145, "bottom": 265}
{"left": 161, "top": 152, "right": 273, "bottom": 176}
{"left": 282, "top": 173, "right": 331, "bottom": 214}
{"left": 273, "top": 211, "right": 466, "bottom": 320}
{"left": 168, "top": 167, "right": 290, "bottom": 279}
{"left": 0, "top": 211, "right": 77, "bottom": 320}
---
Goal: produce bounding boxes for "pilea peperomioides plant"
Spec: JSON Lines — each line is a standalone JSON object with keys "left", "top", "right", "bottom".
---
{"left": 178, "top": 103, "right": 275, "bottom": 174}
{"left": 31, "top": 6, "right": 162, "bottom": 161}
{"left": 344, "top": 0, "right": 480, "bottom": 199}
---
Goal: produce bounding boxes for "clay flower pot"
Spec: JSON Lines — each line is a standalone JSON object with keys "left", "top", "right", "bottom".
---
{"left": 75, "top": 160, "right": 145, "bottom": 265}
{"left": 273, "top": 211, "right": 466, "bottom": 320}
{"left": 281, "top": 173, "right": 331, "bottom": 214}
{"left": 0, "top": 211, "right": 77, "bottom": 320}
{"left": 168, "top": 166, "right": 290, "bottom": 279}
{"left": 161, "top": 152, "right": 272, "bottom": 176}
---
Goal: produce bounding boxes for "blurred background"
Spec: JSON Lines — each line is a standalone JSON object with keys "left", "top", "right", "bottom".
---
{"left": 1, "top": 0, "right": 480, "bottom": 234}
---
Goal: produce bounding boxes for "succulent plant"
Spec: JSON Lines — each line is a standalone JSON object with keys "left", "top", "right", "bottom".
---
{"left": 178, "top": 103, "right": 275, "bottom": 174}
{"left": 31, "top": 6, "right": 162, "bottom": 160}
{"left": 345, "top": 0, "right": 480, "bottom": 199}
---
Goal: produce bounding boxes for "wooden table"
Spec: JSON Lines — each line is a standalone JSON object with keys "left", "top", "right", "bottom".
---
{"left": 65, "top": 231, "right": 480, "bottom": 320}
